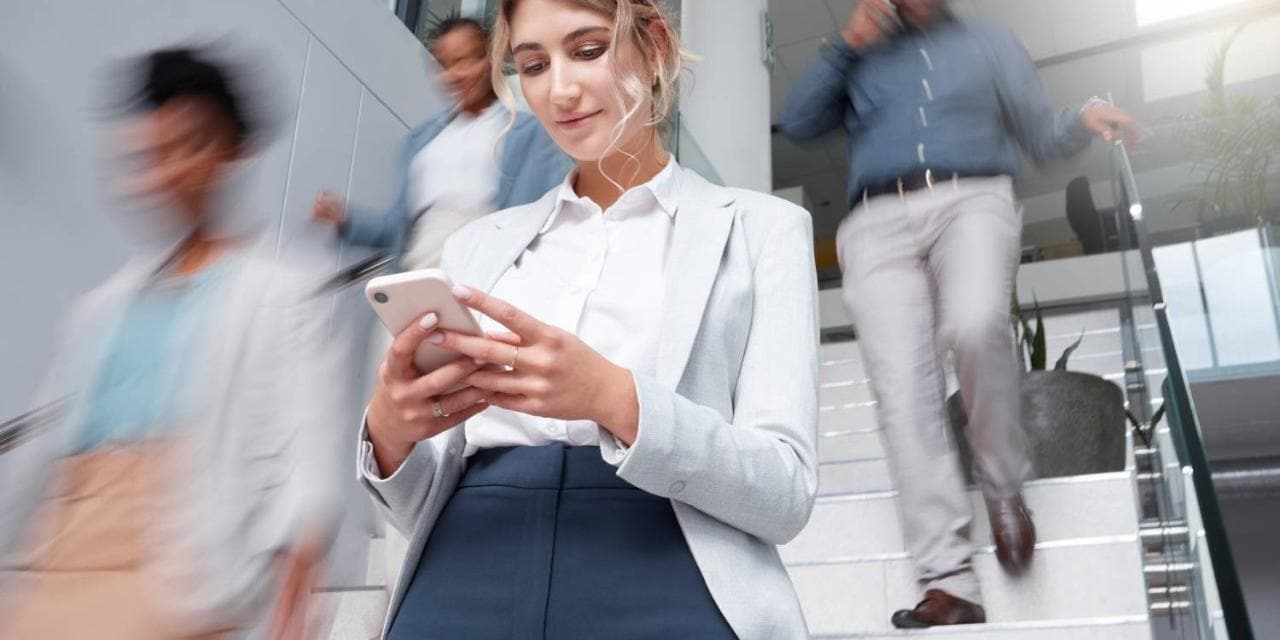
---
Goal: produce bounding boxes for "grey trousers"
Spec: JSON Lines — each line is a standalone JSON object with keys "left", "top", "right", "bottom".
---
{"left": 836, "top": 176, "right": 1032, "bottom": 604}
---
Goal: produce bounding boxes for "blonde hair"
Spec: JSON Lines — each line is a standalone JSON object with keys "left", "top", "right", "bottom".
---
{"left": 490, "top": 0, "right": 690, "bottom": 166}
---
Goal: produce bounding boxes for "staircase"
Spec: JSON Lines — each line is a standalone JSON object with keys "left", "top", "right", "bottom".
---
{"left": 786, "top": 338, "right": 1156, "bottom": 639}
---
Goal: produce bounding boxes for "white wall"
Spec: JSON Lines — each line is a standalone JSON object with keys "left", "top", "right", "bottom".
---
{"left": 680, "top": 0, "right": 773, "bottom": 192}
{"left": 0, "top": 0, "right": 447, "bottom": 588}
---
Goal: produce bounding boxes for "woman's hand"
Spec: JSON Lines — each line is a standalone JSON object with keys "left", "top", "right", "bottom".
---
{"left": 366, "top": 312, "right": 490, "bottom": 476}
{"left": 312, "top": 190, "right": 346, "bottom": 226}
{"left": 426, "top": 286, "right": 640, "bottom": 445}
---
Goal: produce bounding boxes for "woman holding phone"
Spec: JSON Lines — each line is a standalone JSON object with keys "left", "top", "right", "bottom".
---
{"left": 358, "top": 1, "right": 819, "bottom": 638}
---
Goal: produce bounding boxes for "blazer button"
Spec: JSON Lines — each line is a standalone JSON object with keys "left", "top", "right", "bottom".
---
{"left": 669, "top": 481, "right": 686, "bottom": 495}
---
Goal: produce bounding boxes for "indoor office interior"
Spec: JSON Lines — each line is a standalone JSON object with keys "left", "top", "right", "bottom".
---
{"left": 1, "top": 0, "right": 1278, "bottom": 638}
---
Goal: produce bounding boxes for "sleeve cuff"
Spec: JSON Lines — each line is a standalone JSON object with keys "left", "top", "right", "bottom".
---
{"left": 356, "top": 417, "right": 416, "bottom": 486}
{"left": 598, "top": 372, "right": 642, "bottom": 467}
{"left": 1067, "top": 105, "right": 1095, "bottom": 145}
{"left": 822, "top": 33, "right": 862, "bottom": 70}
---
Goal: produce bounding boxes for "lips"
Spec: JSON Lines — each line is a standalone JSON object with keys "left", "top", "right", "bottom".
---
{"left": 556, "top": 110, "right": 602, "bottom": 129}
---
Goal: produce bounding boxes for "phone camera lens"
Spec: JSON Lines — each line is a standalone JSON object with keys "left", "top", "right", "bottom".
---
{"left": 374, "top": 292, "right": 389, "bottom": 303}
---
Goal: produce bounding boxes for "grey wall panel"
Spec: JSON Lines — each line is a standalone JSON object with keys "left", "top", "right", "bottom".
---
{"left": 275, "top": 39, "right": 362, "bottom": 269}
{"left": 276, "top": 0, "right": 446, "bottom": 127}
{"left": 347, "top": 93, "right": 411, "bottom": 230}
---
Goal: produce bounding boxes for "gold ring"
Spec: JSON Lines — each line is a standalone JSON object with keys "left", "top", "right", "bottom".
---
{"left": 431, "top": 399, "right": 448, "bottom": 418}
{"left": 507, "top": 346, "right": 519, "bottom": 370}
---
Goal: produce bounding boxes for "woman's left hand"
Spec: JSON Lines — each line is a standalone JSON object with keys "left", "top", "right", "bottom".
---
{"left": 424, "top": 285, "right": 640, "bottom": 444}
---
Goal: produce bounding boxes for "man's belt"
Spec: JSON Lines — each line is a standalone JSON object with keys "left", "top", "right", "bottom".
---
{"left": 862, "top": 169, "right": 1004, "bottom": 200}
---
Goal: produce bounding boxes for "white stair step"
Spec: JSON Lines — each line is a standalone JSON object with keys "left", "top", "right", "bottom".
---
{"left": 788, "top": 536, "right": 1150, "bottom": 636}
{"left": 819, "top": 428, "right": 885, "bottom": 463}
{"left": 821, "top": 357, "right": 867, "bottom": 383}
{"left": 822, "top": 341, "right": 863, "bottom": 362}
{"left": 815, "top": 615, "right": 1151, "bottom": 639}
{"left": 820, "top": 380, "right": 875, "bottom": 408}
{"left": 365, "top": 536, "right": 386, "bottom": 587}
{"left": 819, "top": 458, "right": 894, "bottom": 495}
{"left": 787, "top": 472, "right": 1140, "bottom": 563}
{"left": 820, "top": 402, "right": 880, "bottom": 432}
{"left": 309, "top": 589, "right": 386, "bottom": 640}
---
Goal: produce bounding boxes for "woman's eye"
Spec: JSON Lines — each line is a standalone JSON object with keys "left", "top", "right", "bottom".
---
{"left": 576, "top": 46, "right": 606, "bottom": 60}
{"left": 521, "top": 62, "right": 546, "bottom": 75}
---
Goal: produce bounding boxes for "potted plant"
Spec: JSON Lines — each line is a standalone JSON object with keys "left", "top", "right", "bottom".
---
{"left": 1173, "top": 24, "right": 1280, "bottom": 234}
{"left": 946, "top": 295, "right": 1127, "bottom": 481}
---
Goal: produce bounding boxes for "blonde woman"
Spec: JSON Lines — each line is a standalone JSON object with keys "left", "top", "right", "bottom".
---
{"left": 357, "top": 1, "right": 819, "bottom": 638}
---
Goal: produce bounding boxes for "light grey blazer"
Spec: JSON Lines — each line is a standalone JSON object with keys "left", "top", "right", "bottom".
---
{"left": 358, "top": 166, "right": 821, "bottom": 639}
{"left": 0, "top": 238, "right": 347, "bottom": 637}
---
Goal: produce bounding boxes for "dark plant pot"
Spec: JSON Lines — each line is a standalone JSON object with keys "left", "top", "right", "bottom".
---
{"left": 946, "top": 371, "right": 1126, "bottom": 483}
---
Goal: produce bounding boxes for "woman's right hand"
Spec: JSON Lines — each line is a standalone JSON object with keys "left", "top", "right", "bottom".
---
{"left": 366, "top": 312, "right": 489, "bottom": 476}
{"left": 312, "top": 190, "right": 347, "bottom": 226}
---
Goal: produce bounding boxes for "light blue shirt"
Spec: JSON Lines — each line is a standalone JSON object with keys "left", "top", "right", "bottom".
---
{"left": 779, "top": 19, "right": 1093, "bottom": 207}
{"left": 339, "top": 108, "right": 572, "bottom": 272}
{"left": 73, "top": 257, "right": 234, "bottom": 453}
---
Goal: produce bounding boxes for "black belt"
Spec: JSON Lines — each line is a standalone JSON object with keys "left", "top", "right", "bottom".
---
{"left": 862, "top": 169, "right": 1003, "bottom": 199}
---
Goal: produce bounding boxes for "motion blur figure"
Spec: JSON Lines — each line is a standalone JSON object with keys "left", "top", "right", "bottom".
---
{"left": 311, "top": 14, "right": 570, "bottom": 272}
{"left": 0, "top": 48, "right": 344, "bottom": 639}
{"left": 311, "top": 15, "right": 572, "bottom": 588}
{"left": 779, "top": 0, "right": 1142, "bottom": 629}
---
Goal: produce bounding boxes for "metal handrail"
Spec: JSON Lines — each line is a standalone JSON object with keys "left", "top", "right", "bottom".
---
{"left": 1110, "top": 140, "right": 1255, "bottom": 639}
{"left": 0, "top": 397, "right": 70, "bottom": 455}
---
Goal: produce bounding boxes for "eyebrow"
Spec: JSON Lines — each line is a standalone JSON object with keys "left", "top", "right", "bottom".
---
{"left": 511, "top": 26, "right": 610, "bottom": 56}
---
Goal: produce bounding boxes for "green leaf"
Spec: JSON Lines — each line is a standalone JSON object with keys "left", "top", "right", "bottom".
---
{"left": 1030, "top": 298, "right": 1046, "bottom": 371}
{"left": 1126, "top": 410, "right": 1152, "bottom": 448}
{"left": 1054, "top": 330, "right": 1085, "bottom": 371}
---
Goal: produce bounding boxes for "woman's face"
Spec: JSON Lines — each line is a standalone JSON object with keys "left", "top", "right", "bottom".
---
{"left": 433, "top": 25, "right": 493, "bottom": 113}
{"left": 508, "top": 0, "right": 653, "bottom": 163}
{"left": 119, "top": 97, "right": 241, "bottom": 224}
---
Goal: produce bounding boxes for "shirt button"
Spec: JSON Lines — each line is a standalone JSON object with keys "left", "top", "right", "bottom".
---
{"left": 669, "top": 481, "right": 686, "bottom": 495}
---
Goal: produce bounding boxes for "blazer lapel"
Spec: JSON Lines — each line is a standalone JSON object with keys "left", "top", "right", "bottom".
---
{"left": 466, "top": 189, "right": 559, "bottom": 293}
{"left": 656, "top": 169, "right": 737, "bottom": 387}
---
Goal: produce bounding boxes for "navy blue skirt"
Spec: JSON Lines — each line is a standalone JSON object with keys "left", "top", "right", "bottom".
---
{"left": 386, "top": 445, "right": 737, "bottom": 640}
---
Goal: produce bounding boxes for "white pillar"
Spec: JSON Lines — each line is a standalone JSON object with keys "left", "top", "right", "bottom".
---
{"left": 679, "top": 0, "right": 773, "bottom": 192}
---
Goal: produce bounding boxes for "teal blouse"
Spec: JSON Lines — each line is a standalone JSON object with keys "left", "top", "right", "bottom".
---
{"left": 73, "top": 257, "right": 234, "bottom": 453}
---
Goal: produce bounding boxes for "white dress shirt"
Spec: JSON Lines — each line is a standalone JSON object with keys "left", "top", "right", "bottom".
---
{"left": 407, "top": 102, "right": 506, "bottom": 218}
{"left": 462, "top": 157, "right": 681, "bottom": 456}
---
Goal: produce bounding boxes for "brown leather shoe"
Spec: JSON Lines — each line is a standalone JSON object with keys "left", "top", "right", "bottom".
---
{"left": 890, "top": 589, "right": 986, "bottom": 628}
{"left": 988, "top": 494, "right": 1036, "bottom": 575}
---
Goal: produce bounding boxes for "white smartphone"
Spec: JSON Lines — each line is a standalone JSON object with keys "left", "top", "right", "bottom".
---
{"left": 365, "top": 269, "right": 483, "bottom": 374}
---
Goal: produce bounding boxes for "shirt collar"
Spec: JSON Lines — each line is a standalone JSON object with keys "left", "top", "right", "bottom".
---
{"left": 541, "top": 155, "right": 681, "bottom": 234}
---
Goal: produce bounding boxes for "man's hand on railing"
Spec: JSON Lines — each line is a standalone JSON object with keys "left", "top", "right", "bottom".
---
{"left": 1082, "top": 101, "right": 1145, "bottom": 148}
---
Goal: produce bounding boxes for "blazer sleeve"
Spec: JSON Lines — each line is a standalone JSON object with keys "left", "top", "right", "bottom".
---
{"left": 338, "top": 127, "right": 421, "bottom": 251}
{"left": 339, "top": 202, "right": 403, "bottom": 251}
{"left": 354, "top": 224, "right": 474, "bottom": 535}
{"left": 612, "top": 209, "right": 821, "bottom": 544}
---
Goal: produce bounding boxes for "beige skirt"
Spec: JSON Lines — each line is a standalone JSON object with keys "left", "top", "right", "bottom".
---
{"left": 1, "top": 442, "right": 225, "bottom": 640}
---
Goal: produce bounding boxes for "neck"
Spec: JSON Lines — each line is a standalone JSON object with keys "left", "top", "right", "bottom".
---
{"left": 573, "top": 134, "right": 669, "bottom": 211}
{"left": 460, "top": 92, "right": 498, "bottom": 117}
{"left": 171, "top": 227, "right": 233, "bottom": 276}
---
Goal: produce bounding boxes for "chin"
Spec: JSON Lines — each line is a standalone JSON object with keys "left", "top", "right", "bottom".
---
{"left": 548, "top": 130, "right": 611, "bottom": 164}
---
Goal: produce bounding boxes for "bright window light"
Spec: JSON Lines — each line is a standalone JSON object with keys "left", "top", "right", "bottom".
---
{"left": 1136, "top": 0, "right": 1252, "bottom": 27}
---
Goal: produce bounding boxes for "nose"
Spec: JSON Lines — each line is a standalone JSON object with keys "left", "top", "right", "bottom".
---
{"left": 548, "top": 59, "right": 581, "bottom": 110}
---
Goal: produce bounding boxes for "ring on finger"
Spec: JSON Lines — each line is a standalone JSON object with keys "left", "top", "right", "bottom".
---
{"left": 431, "top": 399, "right": 448, "bottom": 419}
{"left": 507, "top": 346, "right": 519, "bottom": 370}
